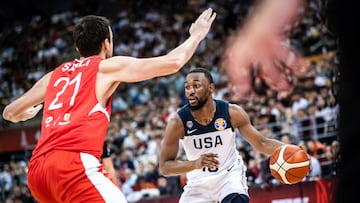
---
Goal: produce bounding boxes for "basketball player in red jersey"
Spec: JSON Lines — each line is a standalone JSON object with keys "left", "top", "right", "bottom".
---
{"left": 2, "top": 8, "right": 216, "bottom": 203}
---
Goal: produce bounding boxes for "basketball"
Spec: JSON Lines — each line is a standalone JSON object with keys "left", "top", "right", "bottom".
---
{"left": 269, "top": 144, "right": 311, "bottom": 184}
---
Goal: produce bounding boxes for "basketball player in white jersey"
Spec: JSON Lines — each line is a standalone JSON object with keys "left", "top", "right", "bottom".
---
{"left": 159, "top": 68, "right": 286, "bottom": 203}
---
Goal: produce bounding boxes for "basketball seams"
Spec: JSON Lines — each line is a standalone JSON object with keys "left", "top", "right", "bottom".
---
{"left": 283, "top": 148, "right": 302, "bottom": 161}
{"left": 269, "top": 144, "right": 311, "bottom": 184}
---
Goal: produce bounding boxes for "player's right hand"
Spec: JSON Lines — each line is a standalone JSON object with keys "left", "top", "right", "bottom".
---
{"left": 19, "top": 104, "right": 43, "bottom": 121}
{"left": 189, "top": 8, "right": 216, "bottom": 40}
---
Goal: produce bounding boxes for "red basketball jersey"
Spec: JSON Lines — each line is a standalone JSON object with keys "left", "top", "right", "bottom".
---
{"left": 31, "top": 56, "right": 112, "bottom": 160}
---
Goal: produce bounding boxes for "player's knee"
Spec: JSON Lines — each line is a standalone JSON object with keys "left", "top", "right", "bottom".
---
{"left": 221, "top": 193, "right": 249, "bottom": 203}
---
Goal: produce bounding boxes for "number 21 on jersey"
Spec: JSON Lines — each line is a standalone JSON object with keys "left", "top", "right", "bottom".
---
{"left": 45, "top": 72, "right": 82, "bottom": 126}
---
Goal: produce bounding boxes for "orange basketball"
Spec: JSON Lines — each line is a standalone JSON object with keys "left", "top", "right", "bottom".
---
{"left": 269, "top": 144, "right": 311, "bottom": 184}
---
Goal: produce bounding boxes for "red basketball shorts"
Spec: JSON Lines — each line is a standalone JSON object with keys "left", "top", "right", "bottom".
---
{"left": 28, "top": 150, "right": 127, "bottom": 203}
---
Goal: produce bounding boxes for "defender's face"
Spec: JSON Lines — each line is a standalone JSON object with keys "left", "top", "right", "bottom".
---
{"left": 184, "top": 72, "right": 212, "bottom": 110}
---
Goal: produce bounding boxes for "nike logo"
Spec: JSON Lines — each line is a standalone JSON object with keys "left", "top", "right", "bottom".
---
{"left": 187, "top": 129, "right": 198, "bottom": 134}
{"left": 227, "top": 164, "right": 234, "bottom": 172}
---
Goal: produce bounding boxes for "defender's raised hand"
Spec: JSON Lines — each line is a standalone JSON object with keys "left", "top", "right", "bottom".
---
{"left": 189, "top": 8, "right": 216, "bottom": 40}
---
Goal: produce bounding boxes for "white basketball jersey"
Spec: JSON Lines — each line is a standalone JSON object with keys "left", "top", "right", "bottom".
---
{"left": 178, "top": 99, "right": 239, "bottom": 183}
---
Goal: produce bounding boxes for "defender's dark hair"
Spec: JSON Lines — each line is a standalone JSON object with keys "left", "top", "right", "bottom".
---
{"left": 188, "top": 67, "right": 214, "bottom": 84}
{"left": 73, "top": 15, "right": 111, "bottom": 57}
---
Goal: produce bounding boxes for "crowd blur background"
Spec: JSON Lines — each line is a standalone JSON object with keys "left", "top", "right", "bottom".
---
{"left": 0, "top": 0, "right": 340, "bottom": 202}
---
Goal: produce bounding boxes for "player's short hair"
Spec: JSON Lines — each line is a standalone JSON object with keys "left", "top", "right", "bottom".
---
{"left": 73, "top": 15, "right": 111, "bottom": 57}
{"left": 188, "top": 67, "right": 214, "bottom": 84}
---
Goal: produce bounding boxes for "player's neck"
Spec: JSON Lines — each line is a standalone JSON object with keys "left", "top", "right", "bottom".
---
{"left": 191, "top": 100, "right": 216, "bottom": 125}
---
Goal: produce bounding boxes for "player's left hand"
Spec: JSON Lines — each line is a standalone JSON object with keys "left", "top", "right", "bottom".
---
{"left": 189, "top": 8, "right": 217, "bottom": 40}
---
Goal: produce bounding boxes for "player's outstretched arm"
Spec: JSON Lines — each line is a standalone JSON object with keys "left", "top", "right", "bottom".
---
{"left": 101, "top": 8, "right": 216, "bottom": 83}
{"left": 2, "top": 72, "right": 52, "bottom": 123}
{"left": 229, "top": 104, "right": 284, "bottom": 155}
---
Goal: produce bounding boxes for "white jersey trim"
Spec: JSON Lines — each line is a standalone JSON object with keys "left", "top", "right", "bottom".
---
{"left": 80, "top": 153, "right": 127, "bottom": 202}
{"left": 88, "top": 103, "right": 110, "bottom": 121}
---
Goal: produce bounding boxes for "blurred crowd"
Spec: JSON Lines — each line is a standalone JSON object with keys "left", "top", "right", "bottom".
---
{"left": 0, "top": 0, "right": 340, "bottom": 202}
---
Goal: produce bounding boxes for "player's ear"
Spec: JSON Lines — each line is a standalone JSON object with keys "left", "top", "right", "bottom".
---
{"left": 209, "top": 83, "right": 215, "bottom": 93}
{"left": 104, "top": 38, "right": 110, "bottom": 51}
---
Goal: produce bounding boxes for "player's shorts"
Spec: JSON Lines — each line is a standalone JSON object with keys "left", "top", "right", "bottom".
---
{"left": 28, "top": 150, "right": 127, "bottom": 203}
{"left": 179, "top": 156, "right": 249, "bottom": 203}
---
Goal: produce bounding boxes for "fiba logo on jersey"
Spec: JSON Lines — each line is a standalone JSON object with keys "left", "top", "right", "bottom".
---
{"left": 214, "top": 118, "right": 226, "bottom": 131}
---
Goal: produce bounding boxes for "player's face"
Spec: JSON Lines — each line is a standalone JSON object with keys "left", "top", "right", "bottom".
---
{"left": 184, "top": 73, "right": 213, "bottom": 111}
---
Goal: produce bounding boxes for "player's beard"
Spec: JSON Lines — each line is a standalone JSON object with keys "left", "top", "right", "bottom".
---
{"left": 189, "top": 97, "right": 208, "bottom": 111}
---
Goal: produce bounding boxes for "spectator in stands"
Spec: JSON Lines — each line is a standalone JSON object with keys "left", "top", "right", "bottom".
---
{"left": 156, "top": 175, "right": 182, "bottom": 197}
{"left": 121, "top": 168, "right": 140, "bottom": 202}
{"left": 238, "top": 147, "right": 259, "bottom": 187}
{"left": 294, "top": 108, "right": 313, "bottom": 141}
{"left": 145, "top": 133, "right": 162, "bottom": 158}
{"left": 0, "top": 164, "right": 12, "bottom": 198}
{"left": 298, "top": 140, "right": 322, "bottom": 180}
{"left": 306, "top": 103, "right": 326, "bottom": 140}
{"left": 279, "top": 133, "right": 295, "bottom": 145}
{"left": 330, "top": 139, "right": 341, "bottom": 176}
{"left": 306, "top": 139, "right": 326, "bottom": 158}
{"left": 7, "top": 184, "right": 34, "bottom": 203}
{"left": 116, "top": 149, "right": 136, "bottom": 181}
{"left": 245, "top": 157, "right": 260, "bottom": 187}
{"left": 254, "top": 128, "right": 277, "bottom": 187}
{"left": 122, "top": 131, "right": 144, "bottom": 154}
{"left": 255, "top": 153, "right": 274, "bottom": 187}
{"left": 143, "top": 162, "right": 160, "bottom": 189}
{"left": 298, "top": 141, "right": 322, "bottom": 180}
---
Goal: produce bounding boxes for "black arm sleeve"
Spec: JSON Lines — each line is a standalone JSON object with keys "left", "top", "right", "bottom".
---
{"left": 101, "top": 141, "right": 111, "bottom": 159}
